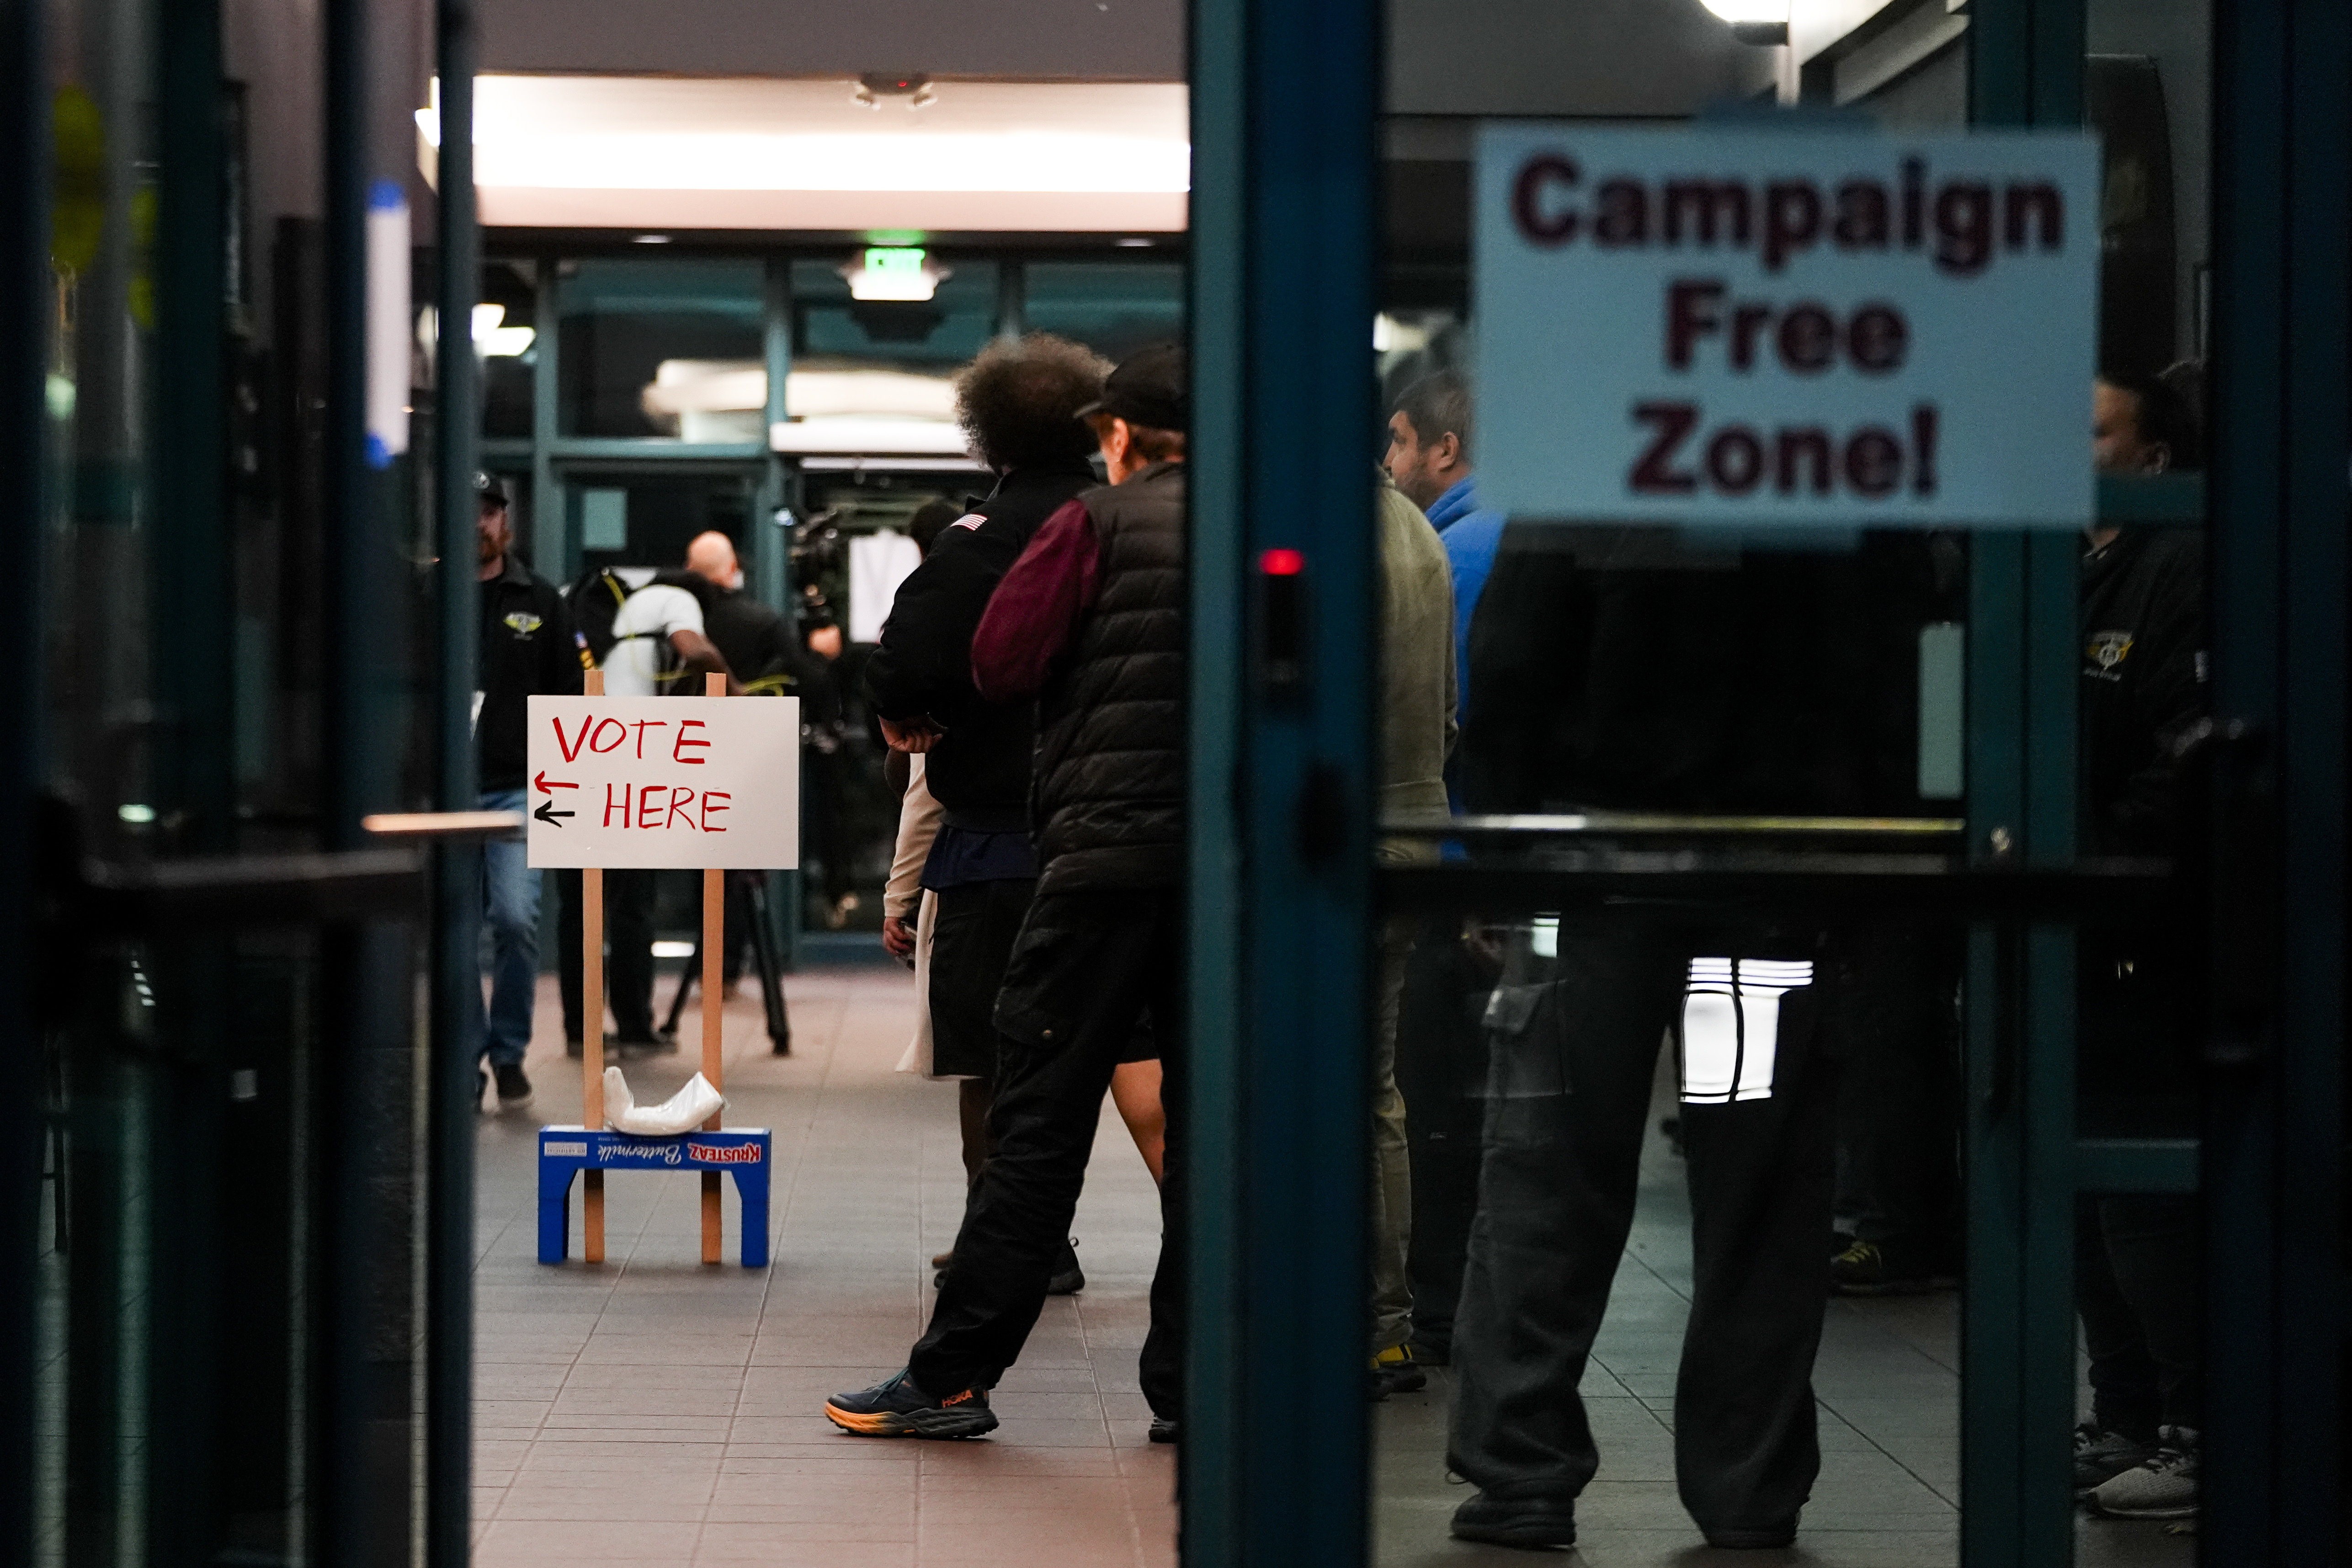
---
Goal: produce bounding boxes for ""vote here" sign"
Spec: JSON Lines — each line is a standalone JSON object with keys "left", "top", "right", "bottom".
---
{"left": 524, "top": 696, "right": 799, "bottom": 870}
{"left": 1474, "top": 125, "right": 2099, "bottom": 528}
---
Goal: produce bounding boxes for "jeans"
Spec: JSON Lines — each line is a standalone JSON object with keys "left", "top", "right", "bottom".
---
{"left": 478, "top": 788, "right": 540, "bottom": 1067}
{"left": 910, "top": 887, "right": 1186, "bottom": 1418}
{"left": 1449, "top": 918, "right": 1838, "bottom": 1538}
{"left": 1395, "top": 914, "right": 1496, "bottom": 1357}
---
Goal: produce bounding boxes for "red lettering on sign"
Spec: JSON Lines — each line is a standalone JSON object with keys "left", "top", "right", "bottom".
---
{"left": 553, "top": 715, "right": 592, "bottom": 763}
{"left": 604, "top": 782, "right": 631, "bottom": 827}
{"left": 1912, "top": 404, "right": 1940, "bottom": 496}
{"left": 636, "top": 786, "right": 665, "bottom": 830}
{"left": 589, "top": 718, "right": 628, "bottom": 754}
{"left": 665, "top": 789, "right": 698, "bottom": 831}
{"left": 629, "top": 719, "right": 668, "bottom": 759}
{"left": 673, "top": 720, "right": 709, "bottom": 763}
{"left": 1512, "top": 154, "right": 1580, "bottom": 246}
{"left": 1629, "top": 401, "right": 1699, "bottom": 494}
{"left": 701, "top": 792, "right": 731, "bottom": 832}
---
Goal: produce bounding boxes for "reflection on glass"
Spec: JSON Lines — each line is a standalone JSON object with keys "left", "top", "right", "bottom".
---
{"left": 558, "top": 256, "right": 763, "bottom": 437}
{"left": 1023, "top": 260, "right": 1184, "bottom": 360}
{"left": 481, "top": 258, "right": 537, "bottom": 438}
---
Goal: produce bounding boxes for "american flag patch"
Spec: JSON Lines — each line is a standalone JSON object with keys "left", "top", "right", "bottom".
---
{"left": 950, "top": 514, "right": 986, "bottom": 531}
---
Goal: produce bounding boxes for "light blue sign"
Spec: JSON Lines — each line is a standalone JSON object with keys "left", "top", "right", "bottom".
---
{"left": 1474, "top": 125, "right": 2100, "bottom": 528}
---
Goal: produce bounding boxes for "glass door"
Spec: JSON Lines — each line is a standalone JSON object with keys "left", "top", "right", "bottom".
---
{"left": 1183, "top": 0, "right": 2344, "bottom": 1564}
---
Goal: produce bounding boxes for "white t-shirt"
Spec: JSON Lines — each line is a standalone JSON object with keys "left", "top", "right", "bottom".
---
{"left": 602, "top": 581, "right": 705, "bottom": 697}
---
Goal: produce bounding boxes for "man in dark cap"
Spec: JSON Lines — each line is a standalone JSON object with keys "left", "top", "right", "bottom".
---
{"left": 826, "top": 342, "right": 1190, "bottom": 1442}
{"left": 473, "top": 473, "right": 581, "bottom": 1105}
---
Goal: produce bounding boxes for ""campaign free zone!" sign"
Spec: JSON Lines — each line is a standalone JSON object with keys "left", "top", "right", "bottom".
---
{"left": 1475, "top": 126, "right": 2099, "bottom": 528}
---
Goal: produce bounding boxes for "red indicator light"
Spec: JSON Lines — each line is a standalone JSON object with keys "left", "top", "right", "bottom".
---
{"left": 1258, "top": 547, "right": 1306, "bottom": 576}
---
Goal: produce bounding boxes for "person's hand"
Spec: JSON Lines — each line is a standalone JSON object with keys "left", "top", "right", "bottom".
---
{"left": 807, "top": 625, "right": 843, "bottom": 660}
{"left": 879, "top": 715, "right": 942, "bottom": 754}
{"left": 881, "top": 915, "right": 915, "bottom": 959}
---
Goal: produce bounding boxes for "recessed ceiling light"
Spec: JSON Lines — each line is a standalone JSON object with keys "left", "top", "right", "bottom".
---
{"left": 633, "top": 233, "right": 672, "bottom": 244}
{"left": 1115, "top": 237, "right": 1154, "bottom": 247}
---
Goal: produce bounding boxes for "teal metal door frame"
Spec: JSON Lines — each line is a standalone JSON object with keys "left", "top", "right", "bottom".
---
{"left": 2202, "top": 0, "right": 2347, "bottom": 1561}
{"left": 1185, "top": 0, "right": 1380, "bottom": 1557}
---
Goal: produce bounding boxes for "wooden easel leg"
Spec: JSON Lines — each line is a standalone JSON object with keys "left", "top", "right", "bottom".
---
{"left": 701, "top": 863, "right": 724, "bottom": 1264}
{"left": 583, "top": 864, "right": 606, "bottom": 1264}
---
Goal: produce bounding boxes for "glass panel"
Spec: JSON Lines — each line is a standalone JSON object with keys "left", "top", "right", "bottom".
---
{"left": 480, "top": 257, "right": 538, "bottom": 439}
{"left": 790, "top": 253, "right": 1000, "bottom": 369}
{"left": 1364, "top": 0, "right": 2215, "bottom": 1558}
{"left": 557, "top": 256, "right": 763, "bottom": 438}
{"left": 1023, "top": 259, "right": 1185, "bottom": 359}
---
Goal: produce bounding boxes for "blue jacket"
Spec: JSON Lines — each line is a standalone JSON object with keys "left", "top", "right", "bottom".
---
{"left": 1425, "top": 476, "right": 1505, "bottom": 720}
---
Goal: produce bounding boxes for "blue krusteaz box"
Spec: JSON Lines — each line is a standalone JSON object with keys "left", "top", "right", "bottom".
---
{"left": 537, "top": 1126, "right": 773, "bottom": 1267}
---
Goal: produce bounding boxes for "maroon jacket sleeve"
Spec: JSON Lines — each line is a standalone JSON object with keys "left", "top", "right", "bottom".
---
{"left": 971, "top": 498, "right": 1100, "bottom": 702}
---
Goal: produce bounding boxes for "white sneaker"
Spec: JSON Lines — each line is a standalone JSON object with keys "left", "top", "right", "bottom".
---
{"left": 2073, "top": 1422, "right": 2149, "bottom": 1497}
{"left": 2090, "top": 1424, "right": 2199, "bottom": 1520}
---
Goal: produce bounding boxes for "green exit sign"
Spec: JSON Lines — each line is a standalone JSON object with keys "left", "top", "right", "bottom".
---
{"left": 864, "top": 246, "right": 926, "bottom": 278}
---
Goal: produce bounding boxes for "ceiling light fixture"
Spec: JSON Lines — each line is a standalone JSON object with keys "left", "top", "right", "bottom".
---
{"left": 633, "top": 233, "right": 672, "bottom": 244}
{"left": 1702, "top": 0, "right": 1790, "bottom": 44}
{"left": 853, "top": 73, "right": 936, "bottom": 111}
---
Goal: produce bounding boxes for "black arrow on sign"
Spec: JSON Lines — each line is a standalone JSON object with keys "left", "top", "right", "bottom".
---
{"left": 534, "top": 800, "right": 574, "bottom": 827}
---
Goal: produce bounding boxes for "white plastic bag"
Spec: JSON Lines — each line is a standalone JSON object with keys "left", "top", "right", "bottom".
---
{"left": 603, "top": 1066, "right": 724, "bottom": 1136}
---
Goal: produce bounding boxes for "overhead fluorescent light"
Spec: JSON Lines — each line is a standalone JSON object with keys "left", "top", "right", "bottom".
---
{"left": 470, "top": 301, "right": 536, "bottom": 357}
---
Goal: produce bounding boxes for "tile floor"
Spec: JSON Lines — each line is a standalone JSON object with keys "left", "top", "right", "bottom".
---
{"left": 471, "top": 967, "right": 1176, "bottom": 1568}
{"left": 474, "top": 964, "right": 2194, "bottom": 1568}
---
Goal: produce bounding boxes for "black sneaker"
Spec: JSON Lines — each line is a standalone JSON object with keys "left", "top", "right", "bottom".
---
{"left": 1147, "top": 1416, "right": 1178, "bottom": 1445}
{"left": 1831, "top": 1236, "right": 1956, "bottom": 1296}
{"left": 1450, "top": 1493, "right": 1576, "bottom": 1549}
{"left": 1373, "top": 1343, "right": 1427, "bottom": 1395}
{"left": 494, "top": 1063, "right": 532, "bottom": 1106}
{"left": 1046, "top": 1238, "right": 1085, "bottom": 1296}
{"left": 823, "top": 1370, "right": 997, "bottom": 1439}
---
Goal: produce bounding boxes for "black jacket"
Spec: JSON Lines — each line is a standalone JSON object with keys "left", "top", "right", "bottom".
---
{"left": 478, "top": 557, "right": 583, "bottom": 792}
{"left": 703, "top": 586, "right": 843, "bottom": 731}
{"left": 862, "top": 459, "right": 1096, "bottom": 821}
{"left": 2080, "top": 527, "right": 2205, "bottom": 854}
{"left": 1031, "top": 463, "right": 1187, "bottom": 895}
{"left": 1458, "top": 525, "right": 1954, "bottom": 815}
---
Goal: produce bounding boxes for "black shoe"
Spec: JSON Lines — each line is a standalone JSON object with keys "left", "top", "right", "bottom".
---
{"left": 565, "top": 1035, "right": 583, "bottom": 1059}
{"left": 494, "top": 1063, "right": 532, "bottom": 1106}
{"left": 1703, "top": 1522, "right": 1799, "bottom": 1549}
{"left": 1450, "top": 1493, "right": 1576, "bottom": 1550}
{"left": 1147, "top": 1416, "right": 1178, "bottom": 1445}
{"left": 1046, "top": 1238, "right": 1084, "bottom": 1296}
{"left": 1831, "top": 1236, "right": 1957, "bottom": 1296}
{"left": 1373, "top": 1343, "right": 1427, "bottom": 1395}
{"left": 617, "top": 1031, "right": 674, "bottom": 1058}
{"left": 1407, "top": 1333, "right": 1452, "bottom": 1368}
{"left": 823, "top": 1370, "right": 997, "bottom": 1439}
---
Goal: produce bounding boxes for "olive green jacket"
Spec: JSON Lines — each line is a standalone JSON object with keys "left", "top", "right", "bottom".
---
{"left": 1377, "top": 470, "right": 1458, "bottom": 827}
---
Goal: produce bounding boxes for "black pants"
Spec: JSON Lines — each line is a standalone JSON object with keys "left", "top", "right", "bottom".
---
{"left": 926, "top": 877, "right": 1038, "bottom": 1081}
{"left": 1826, "top": 926, "right": 1961, "bottom": 1253}
{"left": 2077, "top": 1195, "right": 2201, "bottom": 1437}
{"left": 1394, "top": 915, "right": 1495, "bottom": 1354}
{"left": 556, "top": 866, "right": 657, "bottom": 1040}
{"left": 1449, "top": 920, "right": 1837, "bottom": 1537}
{"left": 909, "top": 887, "right": 1186, "bottom": 1417}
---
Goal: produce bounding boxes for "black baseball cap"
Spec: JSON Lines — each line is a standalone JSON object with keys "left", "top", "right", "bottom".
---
{"left": 475, "top": 471, "right": 511, "bottom": 506}
{"left": 1076, "top": 341, "right": 1187, "bottom": 433}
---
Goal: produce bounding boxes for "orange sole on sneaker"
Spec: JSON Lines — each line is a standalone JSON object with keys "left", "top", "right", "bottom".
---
{"left": 822, "top": 1400, "right": 998, "bottom": 1440}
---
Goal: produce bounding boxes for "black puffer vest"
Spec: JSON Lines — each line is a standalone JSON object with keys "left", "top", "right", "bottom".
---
{"left": 1031, "top": 462, "right": 1186, "bottom": 895}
